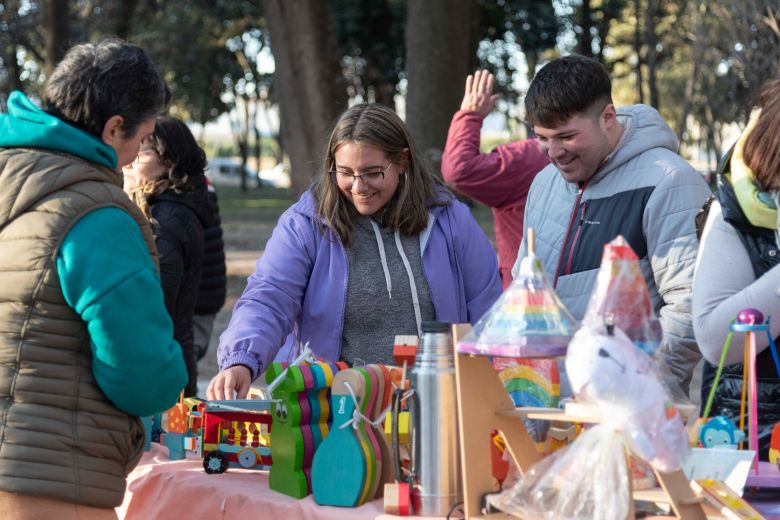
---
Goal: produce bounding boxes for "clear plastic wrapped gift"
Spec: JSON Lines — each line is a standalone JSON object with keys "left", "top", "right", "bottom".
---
{"left": 457, "top": 250, "right": 576, "bottom": 358}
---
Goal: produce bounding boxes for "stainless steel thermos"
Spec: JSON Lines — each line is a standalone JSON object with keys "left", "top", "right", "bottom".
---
{"left": 409, "top": 321, "right": 462, "bottom": 516}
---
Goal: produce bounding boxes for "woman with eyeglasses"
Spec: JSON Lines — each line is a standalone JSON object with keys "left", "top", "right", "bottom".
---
{"left": 124, "top": 116, "right": 211, "bottom": 397}
{"left": 208, "top": 103, "right": 502, "bottom": 399}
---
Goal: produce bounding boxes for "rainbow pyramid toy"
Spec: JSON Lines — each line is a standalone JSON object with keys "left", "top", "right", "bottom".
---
{"left": 457, "top": 231, "right": 576, "bottom": 358}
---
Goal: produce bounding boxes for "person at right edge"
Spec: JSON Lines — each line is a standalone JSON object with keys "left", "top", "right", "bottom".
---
{"left": 0, "top": 39, "right": 187, "bottom": 519}
{"left": 512, "top": 55, "right": 711, "bottom": 399}
{"left": 693, "top": 76, "right": 780, "bottom": 460}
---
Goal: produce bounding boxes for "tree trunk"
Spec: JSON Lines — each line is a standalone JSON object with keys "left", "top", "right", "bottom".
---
{"left": 405, "top": 0, "right": 472, "bottom": 176}
{"left": 576, "top": 0, "right": 594, "bottom": 58}
{"left": 240, "top": 94, "right": 250, "bottom": 192}
{"left": 704, "top": 104, "right": 721, "bottom": 161}
{"left": 254, "top": 122, "right": 262, "bottom": 187}
{"left": 467, "top": 0, "right": 481, "bottom": 74}
{"left": 645, "top": 0, "right": 659, "bottom": 109}
{"left": 114, "top": 0, "right": 139, "bottom": 40}
{"left": 633, "top": 0, "right": 645, "bottom": 104}
{"left": 2, "top": 40, "right": 23, "bottom": 94}
{"left": 526, "top": 51, "right": 538, "bottom": 85}
{"left": 264, "top": 0, "right": 348, "bottom": 197}
{"left": 43, "top": 0, "right": 69, "bottom": 77}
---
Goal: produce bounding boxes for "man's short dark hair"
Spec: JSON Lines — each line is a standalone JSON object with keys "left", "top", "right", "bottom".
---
{"left": 43, "top": 38, "right": 170, "bottom": 139}
{"left": 525, "top": 54, "right": 613, "bottom": 128}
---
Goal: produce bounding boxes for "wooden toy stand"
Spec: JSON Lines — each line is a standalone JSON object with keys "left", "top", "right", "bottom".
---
{"left": 452, "top": 324, "right": 707, "bottom": 520}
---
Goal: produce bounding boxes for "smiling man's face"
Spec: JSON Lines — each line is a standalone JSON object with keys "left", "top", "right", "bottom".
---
{"left": 534, "top": 104, "right": 618, "bottom": 185}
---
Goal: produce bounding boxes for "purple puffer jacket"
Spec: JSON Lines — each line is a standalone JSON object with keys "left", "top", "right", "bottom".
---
{"left": 218, "top": 188, "right": 502, "bottom": 380}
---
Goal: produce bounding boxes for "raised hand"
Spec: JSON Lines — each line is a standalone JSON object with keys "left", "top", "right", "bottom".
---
{"left": 460, "top": 69, "right": 500, "bottom": 117}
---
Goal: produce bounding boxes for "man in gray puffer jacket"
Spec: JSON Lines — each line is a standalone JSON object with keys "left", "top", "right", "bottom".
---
{"left": 512, "top": 55, "right": 711, "bottom": 396}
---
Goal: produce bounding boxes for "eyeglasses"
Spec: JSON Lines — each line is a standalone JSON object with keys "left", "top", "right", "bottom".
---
{"left": 330, "top": 162, "right": 392, "bottom": 186}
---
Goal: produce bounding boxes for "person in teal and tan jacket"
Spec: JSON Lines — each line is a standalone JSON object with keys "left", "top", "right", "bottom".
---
{"left": 0, "top": 39, "right": 187, "bottom": 519}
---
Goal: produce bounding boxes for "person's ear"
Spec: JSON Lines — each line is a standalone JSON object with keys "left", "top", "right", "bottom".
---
{"left": 600, "top": 104, "right": 617, "bottom": 130}
{"left": 398, "top": 148, "right": 410, "bottom": 173}
{"left": 101, "top": 115, "right": 125, "bottom": 146}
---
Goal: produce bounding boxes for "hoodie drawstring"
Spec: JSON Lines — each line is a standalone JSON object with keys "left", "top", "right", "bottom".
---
{"left": 370, "top": 220, "right": 393, "bottom": 300}
{"left": 369, "top": 220, "right": 423, "bottom": 337}
{"left": 395, "top": 230, "right": 423, "bottom": 338}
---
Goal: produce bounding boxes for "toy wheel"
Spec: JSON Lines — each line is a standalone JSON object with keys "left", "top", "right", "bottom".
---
{"left": 237, "top": 448, "right": 257, "bottom": 468}
{"left": 203, "top": 451, "right": 228, "bottom": 474}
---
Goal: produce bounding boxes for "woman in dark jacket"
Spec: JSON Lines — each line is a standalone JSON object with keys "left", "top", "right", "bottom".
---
{"left": 124, "top": 117, "right": 210, "bottom": 396}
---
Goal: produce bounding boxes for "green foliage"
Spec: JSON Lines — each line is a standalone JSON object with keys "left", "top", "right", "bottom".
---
{"left": 128, "top": 0, "right": 263, "bottom": 125}
{"left": 329, "top": 0, "right": 406, "bottom": 105}
{"left": 477, "top": 0, "right": 559, "bottom": 74}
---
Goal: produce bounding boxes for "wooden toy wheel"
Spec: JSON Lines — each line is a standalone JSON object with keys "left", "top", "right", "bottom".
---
{"left": 237, "top": 448, "right": 257, "bottom": 468}
{"left": 203, "top": 451, "right": 228, "bottom": 474}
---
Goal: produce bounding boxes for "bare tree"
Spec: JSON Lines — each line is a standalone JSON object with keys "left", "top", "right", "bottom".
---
{"left": 576, "top": 0, "right": 594, "bottom": 57}
{"left": 710, "top": 1, "right": 780, "bottom": 123}
{"left": 645, "top": 0, "right": 658, "bottom": 109}
{"left": 676, "top": 1, "right": 706, "bottom": 142}
{"left": 633, "top": 0, "right": 644, "bottom": 104}
{"left": 264, "top": 0, "right": 348, "bottom": 196}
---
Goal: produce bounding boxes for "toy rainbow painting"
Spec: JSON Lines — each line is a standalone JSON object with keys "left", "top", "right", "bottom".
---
{"left": 493, "top": 357, "right": 560, "bottom": 451}
{"left": 457, "top": 230, "right": 576, "bottom": 358}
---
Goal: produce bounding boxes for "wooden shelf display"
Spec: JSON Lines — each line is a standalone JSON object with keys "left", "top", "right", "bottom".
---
{"left": 451, "top": 324, "right": 708, "bottom": 520}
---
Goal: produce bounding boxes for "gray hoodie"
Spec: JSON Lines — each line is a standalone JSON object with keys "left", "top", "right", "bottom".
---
{"left": 512, "top": 104, "right": 712, "bottom": 394}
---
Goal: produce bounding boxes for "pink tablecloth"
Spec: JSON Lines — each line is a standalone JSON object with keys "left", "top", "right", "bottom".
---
{"left": 117, "top": 444, "right": 423, "bottom": 520}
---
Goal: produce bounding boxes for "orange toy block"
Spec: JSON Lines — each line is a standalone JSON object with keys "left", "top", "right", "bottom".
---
{"left": 393, "top": 336, "right": 418, "bottom": 367}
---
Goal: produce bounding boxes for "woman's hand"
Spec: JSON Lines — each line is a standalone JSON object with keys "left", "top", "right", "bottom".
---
{"left": 207, "top": 365, "right": 251, "bottom": 400}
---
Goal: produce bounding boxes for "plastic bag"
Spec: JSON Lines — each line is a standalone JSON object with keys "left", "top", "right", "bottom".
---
{"left": 581, "top": 236, "right": 662, "bottom": 356}
{"left": 566, "top": 324, "right": 689, "bottom": 472}
{"left": 457, "top": 252, "right": 576, "bottom": 358}
{"left": 487, "top": 324, "right": 689, "bottom": 519}
{"left": 486, "top": 423, "right": 630, "bottom": 520}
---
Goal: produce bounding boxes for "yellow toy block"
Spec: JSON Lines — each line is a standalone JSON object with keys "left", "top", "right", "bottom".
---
{"left": 385, "top": 410, "right": 410, "bottom": 445}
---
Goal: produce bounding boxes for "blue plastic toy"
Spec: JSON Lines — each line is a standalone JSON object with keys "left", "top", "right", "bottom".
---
{"left": 699, "top": 415, "right": 745, "bottom": 448}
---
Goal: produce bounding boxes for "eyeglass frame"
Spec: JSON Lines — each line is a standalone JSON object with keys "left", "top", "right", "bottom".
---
{"left": 329, "top": 161, "right": 393, "bottom": 186}
{"left": 132, "top": 148, "right": 158, "bottom": 165}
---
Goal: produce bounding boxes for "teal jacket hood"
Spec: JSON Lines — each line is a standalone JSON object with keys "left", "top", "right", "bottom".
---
{"left": 0, "top": 91, "right": 117, "bottom": 169}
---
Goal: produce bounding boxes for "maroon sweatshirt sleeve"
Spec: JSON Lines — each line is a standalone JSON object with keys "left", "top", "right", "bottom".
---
{"left": 441, "top": 110, "right": 548, "bottom": 209}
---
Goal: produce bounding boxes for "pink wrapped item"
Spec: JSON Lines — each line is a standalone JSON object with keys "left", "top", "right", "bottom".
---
{"left": 582, "top": 235, "right": 662, "bottom": 355}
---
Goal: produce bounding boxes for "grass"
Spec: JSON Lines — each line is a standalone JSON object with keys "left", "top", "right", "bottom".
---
{"left": 217, "top": 186, "right": 294, "bottom": 218}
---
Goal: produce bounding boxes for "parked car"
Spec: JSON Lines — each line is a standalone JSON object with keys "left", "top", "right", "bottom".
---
{"left": 205, "top": 158, "right": 269, "bottom": 188}
{"left": 257, "top": 162, "right": 291, "bottom": 189}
